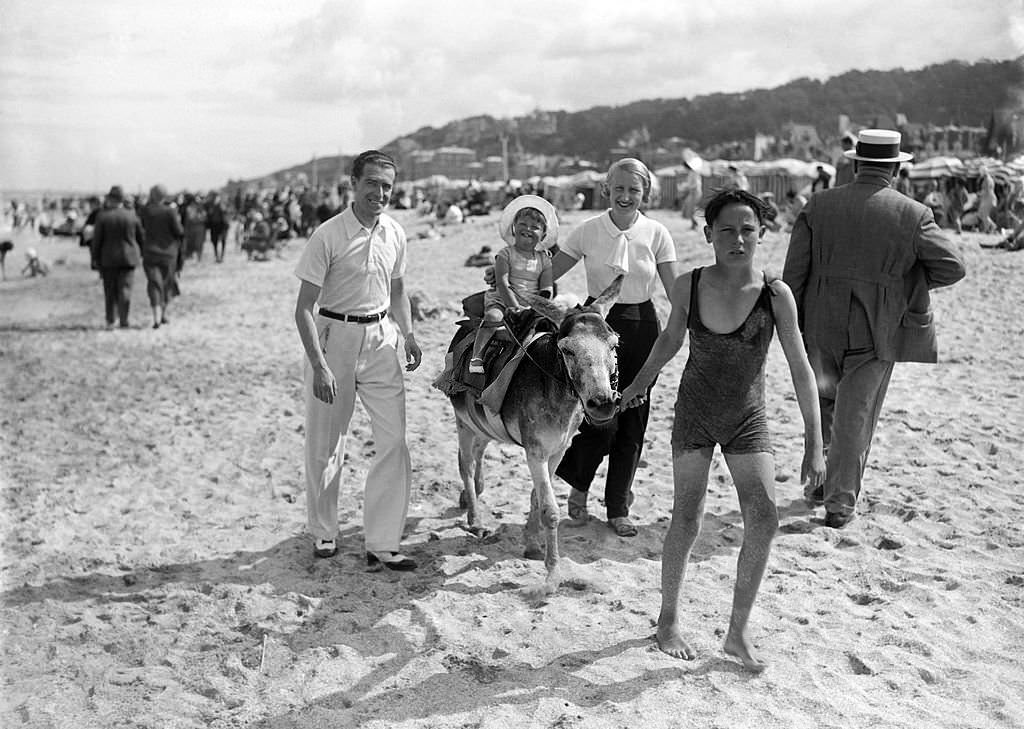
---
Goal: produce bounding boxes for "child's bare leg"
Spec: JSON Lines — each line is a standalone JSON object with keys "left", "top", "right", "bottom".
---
{"left": 721, "top": 452, "right": 778, "bottom": 673}
{"left": 470, "top": 309, "right": 503, "bottom": 365}
{"left": 657, "top": 447, "right": 713, "bottom": 659}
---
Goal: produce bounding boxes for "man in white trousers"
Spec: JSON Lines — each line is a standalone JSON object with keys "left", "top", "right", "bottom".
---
{"left": 294, "top": 150, "right": 422, "bottom": 569}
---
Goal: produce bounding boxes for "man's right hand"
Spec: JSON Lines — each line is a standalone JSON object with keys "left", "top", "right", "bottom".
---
{"left": 313, "top": 363, "right": 337, "bottom": 404}
{"left": 483, "top": 265, "right": 495, "bottom": 287}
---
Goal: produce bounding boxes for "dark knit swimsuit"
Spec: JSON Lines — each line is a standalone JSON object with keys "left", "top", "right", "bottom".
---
{"left": 672, "top": 267, "right": 775, "bottom": 454}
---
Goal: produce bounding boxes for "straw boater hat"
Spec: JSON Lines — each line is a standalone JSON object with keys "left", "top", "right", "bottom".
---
{"left": 844, "top": 129, "right": 913, "bottom": 163}
{"left": 497, "top": 194, "right": 559, "bottom": 248}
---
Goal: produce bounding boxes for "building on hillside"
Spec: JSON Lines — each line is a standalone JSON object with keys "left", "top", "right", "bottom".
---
{"left": 512, "top": 155, "right": 546, "bottom": 180}
{"left": 432, "top": 146, "right": 477, "bottom": 179}
{"left": 406, "top": 150, "right": 436, "bottom": 181}
{"left": 517, "top": 110, "right": 558, "bottom": 136}
{"left": 483, "top": 156, "right": 506, "bottom": 180}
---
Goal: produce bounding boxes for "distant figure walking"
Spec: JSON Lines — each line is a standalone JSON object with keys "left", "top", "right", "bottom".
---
{"left": 833, "top": 134, "right": 856, "bottom": 186}
{"left": 1, "top": 239, "right": 13, "bottom": 280}
{"left": 206, "top": 192, "right": 229, "bottom": 263}
{"left": 783, "top": 129, "right": 966, "bottom": 528}
{"left": 139, "top": 184, "right": 185, "bottom": 329}
{"left": 181, "top": 194, "right": 207, "bottom": 262}
{"left": 811, "top": 165, "right": 832, "bottom": 192}
{"left": 976, "top": 169, "right": 998, "bottom": 234}
{"left": 678, "top": 156, "right": 703, "bottom": 230}
{"left": 91, "top": 186, "right": 144, "bottom": 329}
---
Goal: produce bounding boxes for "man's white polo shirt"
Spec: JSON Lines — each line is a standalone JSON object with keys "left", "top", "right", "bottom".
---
{"left": 294, "top": 206, "right": 407, "bottom": 315}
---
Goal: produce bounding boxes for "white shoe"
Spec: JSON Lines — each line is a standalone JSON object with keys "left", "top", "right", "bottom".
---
{"left": 314, "top": 538, "right": 337, "bottom": 558}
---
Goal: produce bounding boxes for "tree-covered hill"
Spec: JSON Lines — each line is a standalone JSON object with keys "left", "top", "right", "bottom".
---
{"left": 382, "top": 57, "right": 1022, "bottom": 161}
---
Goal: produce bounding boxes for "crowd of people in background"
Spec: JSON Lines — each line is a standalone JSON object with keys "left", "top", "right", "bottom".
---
{"left": 2, "top": 147, "right": 1021, "bottom": 297}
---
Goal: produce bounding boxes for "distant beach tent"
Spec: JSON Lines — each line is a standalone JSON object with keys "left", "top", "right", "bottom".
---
{"left": 702, "top": 158, "right": 835, "bottom": 201}
{"left": 568, "top": 169, "right": 606, "bottom": 209}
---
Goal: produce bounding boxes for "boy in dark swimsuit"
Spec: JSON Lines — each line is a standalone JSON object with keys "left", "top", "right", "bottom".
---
{"left": 620, "top": 189, "right": 825, "bottom": 672}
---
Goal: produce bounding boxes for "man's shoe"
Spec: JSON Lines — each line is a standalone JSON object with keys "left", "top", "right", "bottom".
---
{"left": 567, "top": 487, "right": 590, "bottom": 524}
{"left": 367, "top": 551, "right": 417, "bottom": 571}
{"left": 824, "top": 511, "right": 855, "bottom": 529}
{"left": 314, "top": 538, "right": 337, "bottom": 558}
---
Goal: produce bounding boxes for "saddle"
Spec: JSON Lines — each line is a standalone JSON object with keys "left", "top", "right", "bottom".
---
{"left": 432, "top": 303, "right": 551, "bottom": 416}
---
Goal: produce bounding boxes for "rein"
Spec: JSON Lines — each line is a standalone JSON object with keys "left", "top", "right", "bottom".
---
{"left": 502, "top": 311, "right": 619, "bottom": 426}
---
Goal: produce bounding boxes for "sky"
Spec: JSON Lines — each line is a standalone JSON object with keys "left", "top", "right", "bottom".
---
{"left": 1, "top": 0, "right": 1021, "bottom": 194}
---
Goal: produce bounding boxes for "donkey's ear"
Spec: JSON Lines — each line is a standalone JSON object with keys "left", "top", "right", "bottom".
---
{"left": 588, "top": 274, "right": 623, "bottom": 318}
{"left": 519, "top": 290, "right": 569, "bottom": 327}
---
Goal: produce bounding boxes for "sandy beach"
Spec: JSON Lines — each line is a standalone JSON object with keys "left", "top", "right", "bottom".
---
{"left": 1, "top": 209, "right": 1022, "bottom": 729}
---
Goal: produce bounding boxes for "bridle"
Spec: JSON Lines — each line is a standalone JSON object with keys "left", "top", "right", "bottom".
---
{"left": 503, "top": 309, "right": 619, "bottom": 426}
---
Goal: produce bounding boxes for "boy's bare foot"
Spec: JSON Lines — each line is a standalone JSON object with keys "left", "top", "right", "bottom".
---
{"left": 723, "top": 631, "right": 767, "bottom": 673}
{"left": 655, "top": 627, "right": 696, "bottom": 660}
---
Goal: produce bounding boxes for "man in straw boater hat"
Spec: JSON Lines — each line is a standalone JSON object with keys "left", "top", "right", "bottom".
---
{"left": 783, "top": 129, "right": 966, "bottom": 528}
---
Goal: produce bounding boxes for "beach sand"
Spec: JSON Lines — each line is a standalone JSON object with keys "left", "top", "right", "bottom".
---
{"left": 1, "top": 209, "right": 1022, "bottom": 729}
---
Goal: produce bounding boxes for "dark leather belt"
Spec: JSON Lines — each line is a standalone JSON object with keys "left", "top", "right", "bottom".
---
{"left": 319, "top": 308, "right": 388, "bottom": 323}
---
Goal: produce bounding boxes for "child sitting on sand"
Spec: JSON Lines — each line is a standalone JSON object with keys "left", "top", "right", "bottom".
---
{"left": 468, "top": 195, "right": 557, "bottom": 374}
{"left": 619, "top": 188, "right": 825, "bottom": 672}
{"left": 22, "top": 248, "right": 49, "bottom": 277}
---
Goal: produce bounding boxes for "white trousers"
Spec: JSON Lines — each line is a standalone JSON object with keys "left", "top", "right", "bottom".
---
{"left": 304, "top": 316, "right": 411, "bottom": 552}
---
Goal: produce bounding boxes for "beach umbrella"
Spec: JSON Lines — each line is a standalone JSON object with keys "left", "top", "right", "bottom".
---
{"left": 907, "top": 156, "right": 966, "bottom": 180}
{"left": 681, "top": 148, "right": 704, "bottom": 173}
{"left": 424, "top": 174, "right": 449, "bottom": 188}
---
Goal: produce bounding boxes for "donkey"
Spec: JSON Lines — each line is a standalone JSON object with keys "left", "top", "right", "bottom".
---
{"left": 447, "top": 276, "right": 622, "bottom": 595}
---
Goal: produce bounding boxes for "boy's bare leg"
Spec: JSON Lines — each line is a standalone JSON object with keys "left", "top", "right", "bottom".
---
{"left": 721, "top": 452, "right": 778, "bottom": 673}
{"left": 657, "top": 447, "right": 713, "bottom": 659}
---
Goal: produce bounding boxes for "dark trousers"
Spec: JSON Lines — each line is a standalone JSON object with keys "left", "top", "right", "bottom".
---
{"left": 101, "top": 267, "right": 135, "bottom": 326}
{"left": 555, "top": 301, "right": 659, "bottom": 519}
{"left": 209, "top": 225, "right": 228, "bottom": 261}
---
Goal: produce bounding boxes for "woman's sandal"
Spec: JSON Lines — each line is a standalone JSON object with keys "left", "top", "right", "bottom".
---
{"left": 608, "top": 516, "right": 638, "bottom": 537}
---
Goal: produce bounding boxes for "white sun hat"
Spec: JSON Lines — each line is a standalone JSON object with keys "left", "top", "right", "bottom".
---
{"left": 497, "top": 194, "right": 559, "bottom": 248}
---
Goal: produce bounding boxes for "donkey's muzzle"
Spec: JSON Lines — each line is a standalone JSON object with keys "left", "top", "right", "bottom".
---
{"left": 583, "top": 395, "right": 618, "bottom": 425}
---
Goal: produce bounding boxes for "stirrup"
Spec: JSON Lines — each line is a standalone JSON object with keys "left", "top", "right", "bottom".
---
{"left": 468, "top": 357, "right": 485, "bottom": 374}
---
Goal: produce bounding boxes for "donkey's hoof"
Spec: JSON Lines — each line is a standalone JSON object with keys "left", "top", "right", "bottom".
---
{"left": 465, "top": 524, "right": 493, "bottom": 539}
{"left": 523, "top": 545, "right": 545, "bottom": 561}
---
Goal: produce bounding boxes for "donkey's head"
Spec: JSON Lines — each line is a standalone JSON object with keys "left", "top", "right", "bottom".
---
{"left": 519, "top": 276, "right": 622, "bottom": 425}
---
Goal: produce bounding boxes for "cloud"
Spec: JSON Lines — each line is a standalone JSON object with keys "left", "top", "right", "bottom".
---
{"left": 0, "top": 0, "right": 1020, "bottom": 192}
